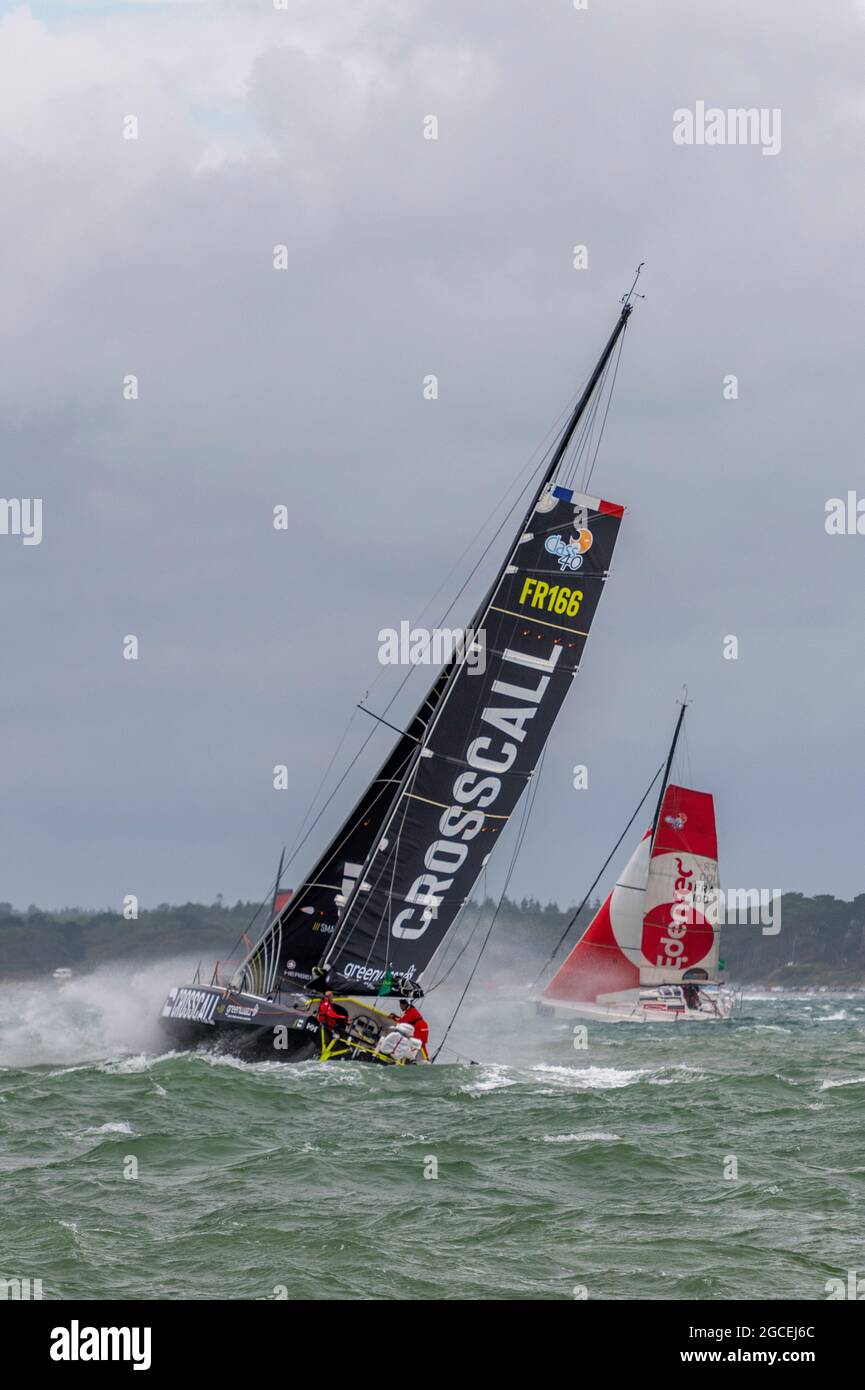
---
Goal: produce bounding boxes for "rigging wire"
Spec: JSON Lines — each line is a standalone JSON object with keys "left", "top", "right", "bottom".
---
{"left": 434, "top": 1044, "right": 485, "bottom": 1065}
{"left": 358, "top": 395, "right": 580, "bottom": 711}
{"left": 679, "top": 690, "right": 694, "bottom": 790}
{"left": 424, "top": 869, "right": 490, "bottom": 993}
{"left": 220, "top": 857, "right": 291, "bottom": 974}
{"left": 371, "top": 758, "right": 417, "bottom": 979}
{"left": 530, "top": 760, "right": 666, "bottom": 989}
{"left": 430, "top": 746, "right": 548, "bottom": 1062}
{"left": 582, "top": 327, "right": 627, "bottom": 494}
{"left": 555, "top": 320, "right": 626, "bottom": 497}
{"left": 565, "top": 362, "right": 609, "bottom": 489}
{"left": 560, "top": 369, "right": 606, "bottom": 490}
{"left": 284, "top": 705, "right": 362, "bottom": 866}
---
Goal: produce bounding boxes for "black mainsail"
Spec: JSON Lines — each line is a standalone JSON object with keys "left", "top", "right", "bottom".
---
{"left": 321, "top": 304, "right": 632, "bottom": 991}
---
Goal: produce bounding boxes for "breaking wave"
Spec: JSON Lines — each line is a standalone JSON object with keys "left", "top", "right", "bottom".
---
{"left": 0, "top": 958, "right": 199, "bottom": 1067}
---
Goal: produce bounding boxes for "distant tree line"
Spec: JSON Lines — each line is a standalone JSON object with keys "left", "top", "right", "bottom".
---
{"left": 1, "top": 892, "right": 864, "bottom": 985}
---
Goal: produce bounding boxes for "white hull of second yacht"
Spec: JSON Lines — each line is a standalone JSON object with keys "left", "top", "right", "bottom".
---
{"left": 542, "top": 985, "right": 736, "bottom": 1024}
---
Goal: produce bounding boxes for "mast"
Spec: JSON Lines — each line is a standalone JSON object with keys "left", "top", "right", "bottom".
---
{"left": 536, "top": 301, "right": 634, "bottom": 493}
{"left": 649, "top": 697, "right": 688, "bottom": 853}
{"left": 323, "top": 292, "right": 636, "bottom": 986}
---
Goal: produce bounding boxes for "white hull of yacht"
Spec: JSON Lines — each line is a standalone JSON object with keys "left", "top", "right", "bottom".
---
{"left": 540, "top": 986, "right": 736, "bottom": 1024}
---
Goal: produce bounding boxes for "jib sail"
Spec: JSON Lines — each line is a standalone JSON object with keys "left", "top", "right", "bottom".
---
{"left": 543, "top": 830, "right": 650, "bottom": 1003}
{"left": 235, "top": 666, "right": 452, "bottom": 995}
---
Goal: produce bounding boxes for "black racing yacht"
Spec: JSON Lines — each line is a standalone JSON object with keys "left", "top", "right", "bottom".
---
{"left": 160, "top": 286, "right": 639, "bottom": 1063}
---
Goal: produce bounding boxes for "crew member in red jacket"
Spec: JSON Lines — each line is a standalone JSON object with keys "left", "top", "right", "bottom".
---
{"left": 317, "top": 991, "right": 347, "bottom": 1035}
{"left": 396, "top": 998, "right": 429, "bottom": 1059}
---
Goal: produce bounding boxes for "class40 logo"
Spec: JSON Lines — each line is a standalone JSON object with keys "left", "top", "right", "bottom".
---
{"left": 544, "top": 529, "right": 593, "bottom": 572}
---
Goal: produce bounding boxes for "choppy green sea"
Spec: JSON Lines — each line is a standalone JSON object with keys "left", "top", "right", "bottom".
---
{"left": 2, "top": 965, "right": 863, "bottom": 1300}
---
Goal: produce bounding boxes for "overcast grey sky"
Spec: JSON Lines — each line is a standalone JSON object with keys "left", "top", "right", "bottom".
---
{"left": 2, "top": 0, "right": 864, "bottom": 911}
